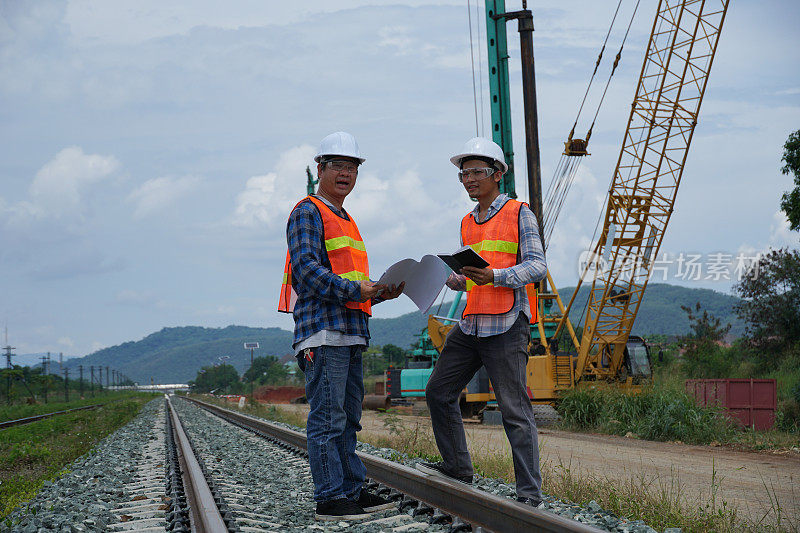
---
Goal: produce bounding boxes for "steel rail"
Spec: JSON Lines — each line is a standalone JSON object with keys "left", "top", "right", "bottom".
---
{"left": 183, "top": 396, "right": 601, "bottom": 533}
{"left": 0, "top": 404, "right": 103, "bottom": 430}
{"left": 166, "top": 397, "right": 229, "bottom": 533}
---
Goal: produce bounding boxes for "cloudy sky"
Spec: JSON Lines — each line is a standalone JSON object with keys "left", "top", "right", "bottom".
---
{"left": 1, "top": 0, "right": 798, "bottom": 358}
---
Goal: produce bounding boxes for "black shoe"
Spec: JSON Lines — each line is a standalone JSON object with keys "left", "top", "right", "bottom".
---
{"left": 415, "top": 461, "right": 473, "bottom": 484}
{"left": 315, "top": 498, "right": 371, "bottom": 521}
{"left": 355, "top": 491, "right": 395, "bottom": 512}
{"left": 516, "top": 496, "right": 543, "bottom": 508}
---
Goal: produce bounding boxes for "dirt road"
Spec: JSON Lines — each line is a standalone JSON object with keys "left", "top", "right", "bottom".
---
{"left": 280, "top": 404, "right": 799, "bottom": 528}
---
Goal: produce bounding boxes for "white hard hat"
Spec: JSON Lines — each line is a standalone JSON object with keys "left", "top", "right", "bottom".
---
{"left": 450, "top": 137, "right": 508, "bottom": 174}
{"left": 314, "top": 131, "right": 365, "bottom": 164}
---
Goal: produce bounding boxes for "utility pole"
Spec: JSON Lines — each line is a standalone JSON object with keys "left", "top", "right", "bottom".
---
{"left": 486, "top": 0, "right": 547, "bottom": 292}
{"left": 106, "top": 366, "right": 109, "bottom": 389}
{"left": 3, "top": 327, "right": 15, "bottom": 405}
{"left": 64, "top": 368, "right": 69, "bottom": 402}
{"left": 90, "top": 366, "right": 95, "bottom": 397}
{"left": 79, "top": 365, "right": 84, "bottom": 398}
{"left": 244, "top": 342, "right": 259, "bottom": 398}
{"left": 490, "top": 0, "right": 546, "bottom": 288}
{"left": 59, "top": 352, "right": 63, "bottom": 373}
{"left": 41, "top": 355, "right": 48, "bottom": 403}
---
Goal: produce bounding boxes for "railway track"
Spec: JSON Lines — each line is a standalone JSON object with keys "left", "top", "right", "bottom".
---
{"left": 177, "top": 395, "right": 601, "bottom": 533}
{"left": 5, "top": 396, "right": 640, "bottom": 532}
{"left": 0, "top": 404, "right": 104, "bottom": 430}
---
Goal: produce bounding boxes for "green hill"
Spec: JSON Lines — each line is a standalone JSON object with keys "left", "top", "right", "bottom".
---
{"left": 64, "top": 326, "right": 294, "bottom": 385}
{"left": 63, "top": 283, "right": 743, "bottom": 383}
{"left": 560, "top": 283, "right": 744, "bottom": 337}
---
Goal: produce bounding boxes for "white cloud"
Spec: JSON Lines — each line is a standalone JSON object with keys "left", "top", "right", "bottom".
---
{"left": 90, "top": 341, "right": 106, "bottom": 353}
{"left": 58, "top": 336, "right": 74, "bottom": 348}
{"left": 769, "top": 210, "right": 799, "bottom": 247}
{"left": 127, "top": 175, "right": 200, "bottom": 218}
{"left": 29, "top": 146, "right": 120, "bottom": 217}
{"left": 232, "top": 145, "right": 315, "bottom": 228}
{"left": 0, "top": 147, "right": 124, "bottom": 275}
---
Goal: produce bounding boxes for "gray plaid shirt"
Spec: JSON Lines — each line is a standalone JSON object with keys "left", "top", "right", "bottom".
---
{"left": 446, "top": 194, "right": 547, "bottom": 337}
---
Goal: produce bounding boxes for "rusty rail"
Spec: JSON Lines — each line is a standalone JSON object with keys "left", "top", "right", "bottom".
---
{"left": 182, "top": 396, "right": 601, "bottom": 533}
{"left": 166, "top": 397, "right": 229, "bottom": 532}
{"left": 0, "top": 404, "right": 103, "bottom": 430}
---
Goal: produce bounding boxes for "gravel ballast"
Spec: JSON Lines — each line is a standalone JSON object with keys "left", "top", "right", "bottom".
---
{"left": 3, "top": 396, "right": 669, "bottom": 532}
{"left": 2, "top": 399, "right": 166, "bottom": 533}
{"left": 185, "top": 399, "right": 668, "bottom": 533}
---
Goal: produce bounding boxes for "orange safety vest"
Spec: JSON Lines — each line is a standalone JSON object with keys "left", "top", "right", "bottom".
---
{"left": 461, "top": 199, "right": 538, "bottom": 323}
{"left": 278, "top": 196, "right": 371, "bottom": 316}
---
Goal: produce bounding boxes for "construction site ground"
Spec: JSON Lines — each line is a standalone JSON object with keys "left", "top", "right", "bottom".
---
{"left": 275, "top": 403, "right": 799, "bottom": 528}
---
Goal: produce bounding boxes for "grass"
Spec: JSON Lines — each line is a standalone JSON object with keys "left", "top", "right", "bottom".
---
{"left": 0, "top": 391, "right": 143, "bottom": 423}
{"left": 0, "top": 394, "right": 154, "bottom": 519}
{"left": 556, "top": 383, "right": 800, "bottom": 451}
{"left": 356, "top": 410, "right": 752, "bottom": 532}
{"left": 362, "top": 412, "right": 798, "bottom": 532}
{"left": 187, "top": 393, "right": 308, "bottom": 428}
{"left": 192, "top": 395, "right": 798, "bottom": 531}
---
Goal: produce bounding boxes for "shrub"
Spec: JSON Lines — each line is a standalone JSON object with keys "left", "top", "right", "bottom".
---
{"left": 557, "top": 384, "right": 736, "bottom": 444}
{"left": 776, "top": 398, "right": 800, "bottom": 433}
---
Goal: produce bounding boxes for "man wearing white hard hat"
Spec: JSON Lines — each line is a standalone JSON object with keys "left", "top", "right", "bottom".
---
{"left": 278, "top": 132, "right": 403, "bottom": 520}
{"left": 416, "top": 137, "right": 547, "bottom": 507}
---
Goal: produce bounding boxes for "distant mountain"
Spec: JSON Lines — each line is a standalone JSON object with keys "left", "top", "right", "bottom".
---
{"left": 560, "top": 283, "right": 744, "bottom": 337}
{"left": 63, "top": 326, "right": 293, "bottom": 385}
{"left": 59, "top": 283, "right": 743, "bottom": 384}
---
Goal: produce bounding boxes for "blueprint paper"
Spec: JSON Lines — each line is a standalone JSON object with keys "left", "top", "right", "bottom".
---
{"left": 377, "top": 255, "right": 449, "bottom": 314}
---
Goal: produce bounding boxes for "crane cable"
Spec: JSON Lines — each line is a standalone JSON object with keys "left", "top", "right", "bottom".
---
{"left": 476, "top": 0, "right": 485, "bottom": 136}
{"left": 573, "top": 7, "right": 666, "bottom": 340}
{"left": 467, "top": 0, "right": 480, "bottom": 136}
{"left": 568, "top": 0, "right": 624, "bottom": 141}
{"left": 584, "top": 0, "right": 643, "bottom": 144}
{"left": 543, "top": 0, "right": 642, "bottom": 250}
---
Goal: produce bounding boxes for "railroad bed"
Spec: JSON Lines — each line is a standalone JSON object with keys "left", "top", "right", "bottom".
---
{"left": 3, "top": 397, "right": 662, "bottom": 532}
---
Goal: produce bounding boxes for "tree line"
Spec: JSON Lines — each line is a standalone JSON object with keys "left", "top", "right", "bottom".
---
{"left": 188, "top": 343, "right": 411, "bottom": 394}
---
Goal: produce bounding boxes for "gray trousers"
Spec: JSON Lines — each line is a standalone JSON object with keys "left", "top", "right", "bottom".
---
{"left": 425, "top": 312, "right": 542, "bottom": 500}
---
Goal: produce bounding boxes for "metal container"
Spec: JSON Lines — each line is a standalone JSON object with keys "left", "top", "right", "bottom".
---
{"left": 363, "top": 394, "right": 391, "bottom": 411}
{"left": 685, "top": 378, "right": 776, "bottom": 430}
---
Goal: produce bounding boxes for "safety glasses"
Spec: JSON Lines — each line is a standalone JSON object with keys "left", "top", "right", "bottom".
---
{"left": 458, "top": 167, "right": 495, "bottom": 182}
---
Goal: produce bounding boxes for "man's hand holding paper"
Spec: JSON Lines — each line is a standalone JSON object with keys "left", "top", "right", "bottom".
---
{"left": 376, "top": 255, "right": 449, "bottom": 313}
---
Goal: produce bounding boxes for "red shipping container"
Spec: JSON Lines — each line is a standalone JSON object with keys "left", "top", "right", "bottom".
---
{"left": 685, "top": 378, "right": 776, "bottom": 430}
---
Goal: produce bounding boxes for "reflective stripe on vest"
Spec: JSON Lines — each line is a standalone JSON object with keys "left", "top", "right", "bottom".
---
{"left": 461, "top": 199, "right": 538, "bottom": 323}
{"left": 278, "top": 196, "right": 371, "bottom": 315}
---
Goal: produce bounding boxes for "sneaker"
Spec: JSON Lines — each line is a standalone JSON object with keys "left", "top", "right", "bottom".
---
{"left": 314, "top": 498, "right": 371, "bottom": 521}
{"left": 516, "top": 496, "right": 544, "bottom": 508}
{"left": 415, "top": 461, "right": 473, "bottom": 484}
{"left": 355, "top": 491, "right": 395, "bottom": 512}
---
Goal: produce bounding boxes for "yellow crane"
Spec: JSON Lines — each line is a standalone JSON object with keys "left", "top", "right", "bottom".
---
{"left": 385, "top": 0, "right": 731, "bottom": 417}
{"left": 421, "top": 0, "right": 731, "bottom": 410}
{"left": 545, "top": 0, "right": 731, "bottom": 396}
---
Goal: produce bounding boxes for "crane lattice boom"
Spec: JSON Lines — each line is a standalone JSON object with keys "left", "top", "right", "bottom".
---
{"left": 574, "top": 0, "right": 730, "bottom": 380}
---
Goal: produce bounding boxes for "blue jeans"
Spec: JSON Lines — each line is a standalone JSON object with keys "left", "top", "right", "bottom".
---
{"left": 304, "top": 344, "right": 366, "bottom": 503}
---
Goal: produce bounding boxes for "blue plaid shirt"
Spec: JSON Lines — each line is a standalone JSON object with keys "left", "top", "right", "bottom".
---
{"left": 286, "top": 197, "right": 370, "bottom": 349}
